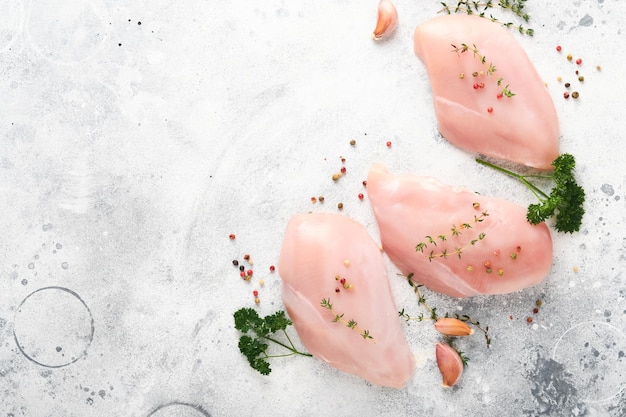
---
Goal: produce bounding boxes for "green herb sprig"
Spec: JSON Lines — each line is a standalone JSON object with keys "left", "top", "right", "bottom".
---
{"left": 476, "top": 154, "right": 585, "bottom": 233}
{"left": 320, "top": 298, "right": 374, "bottom": 341}
{"left": 451, "top": 43, "right": 515, "bottom": 97}
{"left": 234, "top": 308, "right": 312, "bottom": 375}
{"left": 440, "top": 0, "right": 534, "bottom": 36}
{"left": 415, "top": 206, "right": 489, "bottom": 261}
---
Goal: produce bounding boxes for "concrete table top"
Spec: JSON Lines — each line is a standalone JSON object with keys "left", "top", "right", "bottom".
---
{"left": 1, "top": 1, "right": 625, "bottom": 416}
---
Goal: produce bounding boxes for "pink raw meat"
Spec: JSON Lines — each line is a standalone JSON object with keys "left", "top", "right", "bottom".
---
{"left": 414, "top": 14, "right": 559, "bottom": 169}
{"left": 367, "top": 163, "right": 553, "bottom": 298}
{"left": 278, "top": 212, "right": 415, "bottom": 387}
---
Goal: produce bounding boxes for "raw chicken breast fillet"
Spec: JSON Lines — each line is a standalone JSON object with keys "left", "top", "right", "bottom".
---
{"left": 414, "top": 14, "right": 559, "bottom": 169}
{"left": 367, "top": 163, "right": 553, "bottom": 298}
{"left": 278, "top": 212, "right": 415, "bottom": 387}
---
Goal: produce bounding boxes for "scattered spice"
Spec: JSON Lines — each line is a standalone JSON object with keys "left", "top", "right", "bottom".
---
{"left": 564, "top": 82, "right": 571, "bottom": 88}
{"left": 358, "top": 193, "right": 364, "bottom": 200}
{"left": 318, "top": 196, "right": 325, "bottom": 203}
{"left": 572, "top": 91, "right": 579, "bottom": 99}
{"left": 556, "top": 45, "right": 562, "bottom": 52}
{"left": 311, "top": 196, "right": 317, "bottom": 204}
{"left": 340, "top": 167, "right": 347, "bottom": 174}
{"left": 567, "top": 54, "right": 573, "bottom": 61}
{"left": 233, "top": 260, "right": 239, "bottom": 266}
{"left": 576, "top": 58, "right": 582, "bottom": 65}
{"left": 239, "top": 265, "right": 245, "bottom": 272}
{"left": 253, "top": 290, "right": 259, "bottom": 297}
{"left": 386, "top": 141, "right": 392, "bottom": 147}
{"left": 350, "top": 139, "right": 356, "bottom": 146}
{"left": 243, "top": 254, "right": 250, "bottom": 261}
{"left": 563, "top": 91, "right": 570, "bottom": 99}
{"left": 229, "top": 234, "right": 236, "bottom": 240}
{"left": 362, "top": 180, "right": 367, "bottom": 187}
{"left": 526, "top": 317, "right": 533, "bottom": 323}
{"left": 487, "top": 106, "right": 493, "bottom": 113}
{"left": 247, "top": 269, "right": 253, "bottom": 276}
{"left": 259, "top": 279, "right": 265, "bottom": 286}
{"left": 269, "top": 265, "right": 275, "bottom": 272}
{"left": 254, "top": 297, "right": 261, "bottom": 304}
{"left": 578, "top": 75, "right": 584, "bottom": 82}
{"left": 337, "top": 202, "right": 344, "bottom": 210}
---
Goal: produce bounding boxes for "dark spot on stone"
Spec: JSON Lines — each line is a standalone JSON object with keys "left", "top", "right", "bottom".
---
{"left": 579, "top": 14, "right": 594, "bottom": 26}
{"left": 601, "top": 184, "right": 614, "bottom": 196}
{"left": 526, "top": 356, "right": 586, "bottom": 415}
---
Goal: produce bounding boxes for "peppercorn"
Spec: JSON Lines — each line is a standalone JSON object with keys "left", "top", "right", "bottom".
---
{"left": 472, "top": 71, "right": 478, "bottom": 77}
{"left": 253, "top": 290, "right": 259, "bottom": 297}
{"left": 269, "top": 265, "right": 275, "bottom": 272}
{"left": 318, "top": 196, "right": 325, "bottom": 202}
{"left": 535, "top": 299, "right": 543, "bottom": 307}
{"left": 243, "top": 254, "right": 250, "bottom": 260}
{"left": 362, "top": 180, "right": 367, "bottom": 187}
{"left": 337, "top": 202, "right": 343, "bottom": 209}
{"left": 233, "top": 260, "right": 239, "bottom": 266}
{"left": 572, "top": 91, "right": 579, "bottom": 99}
{"left": 350, "top": 139, "right": 356, "bottom": 146}
{"left": 576, "top": 58, "right": 582, "bottom": 65}
{"left": 556, "top": 45, "right": 562, "bottom": 52}
{"left": 229, "top": 233, "right": 236, "bottom": 240}
{"left": 578, "top": 75, "right": 584, "bottom": 82}
{"left": 340, "top": 167, "right": 346, "bottom": 174}
{"left": 487, "top": 106, "right": 493, "bottom": 113}
{"left": 386, "top": 141, "right": 392, "bottom": 148}
{"left": 563, "top": 91, "right": 570, "bottom": 99}
{"left": 311, "top": 197, "right": 317, "bottom": 203}
{"left": 567, "top": 54, "right": 572, "bottom": 61}
{"left": 564, "top": 82, "right": 571, "bottom": 88}
{"left": 527, "top": 317, "right": 533, "bottom": 323}
{"left": 533, "top": 308, "right": 539, "bottom": 314}
{"left": 239, "top": 265, "right": 245, "bottom": 271}
{"left": 247, "top": 269, "right": 253, "bottom": 276}
{"left": 358, "top": 193, "right": 364, "bottom": 200}
{"left": 332, "top": 173, "right": 340, "bottom": 181}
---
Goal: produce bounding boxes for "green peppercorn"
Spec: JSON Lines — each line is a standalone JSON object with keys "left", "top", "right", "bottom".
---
{"left": 572, "top": 91, "right": 579, "bottom": 99}
{"left": 578, "top": 75, "right": 584, "bottom": 82}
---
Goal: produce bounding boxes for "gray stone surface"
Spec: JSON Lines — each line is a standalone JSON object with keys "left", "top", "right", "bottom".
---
{"left": 1, "top": 1, "right": 625, "bottom": 416}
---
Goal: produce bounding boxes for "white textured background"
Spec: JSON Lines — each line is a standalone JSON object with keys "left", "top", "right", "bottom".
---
{"left": 1, "top": 1, "right": 625, "bottom": 416}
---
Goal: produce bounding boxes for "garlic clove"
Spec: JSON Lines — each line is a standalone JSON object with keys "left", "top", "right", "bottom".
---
{"left": 435, "top": 343, "right": 464, "bottom": 388}
{"left": 372, "top": 0, "right": 398, "bottom": 40}
{"left": 434, "top": 317, "right": 474, "bottom": 336}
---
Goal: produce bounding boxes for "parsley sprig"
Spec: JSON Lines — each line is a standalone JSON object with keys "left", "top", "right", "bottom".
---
{"left": 234, "top": 308, "right": 312, "bottom": 375}
{"left": 476, "top": 154, "right": 585, "bottom": 233}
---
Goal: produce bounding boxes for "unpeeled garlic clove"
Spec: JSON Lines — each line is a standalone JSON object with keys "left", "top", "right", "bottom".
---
{"left": 372, "top": 0, "right": 398, "bottom": 40}
{"left": 434, "top": 317, "right": 474, "bottom": 336}
{"left": 435, "top": 343, "right": 464, "bottom": 388}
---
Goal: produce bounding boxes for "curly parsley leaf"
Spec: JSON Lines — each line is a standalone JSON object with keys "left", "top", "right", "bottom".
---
{"left": 233, "top": 307, "right": 311, "bottom": 376}
{"left": 477, "top": 153, "right": 585, "bottom": 233}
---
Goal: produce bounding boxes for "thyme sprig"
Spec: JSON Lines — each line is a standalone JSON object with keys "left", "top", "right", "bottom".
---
{"left": 415, "top": 207, "right": 489, "bottom": 261}
{"left": 451, "top": 43, "right": 515, "bottom": 97}
{"left": 440, "top": 1, "right": 534, "bottom": 36}
{"left": 320, "top": 298, "right": 374, "bottom": 341}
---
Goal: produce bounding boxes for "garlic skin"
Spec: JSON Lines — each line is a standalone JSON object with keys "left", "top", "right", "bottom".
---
{"left": 372, "top": 0, "right": 398, "bottom": 40}
{"left": 434, "top": 317, "right": 474, "bottom": 337}
{"left": 435, "top": 343, "right": 464, "bottom": 387}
